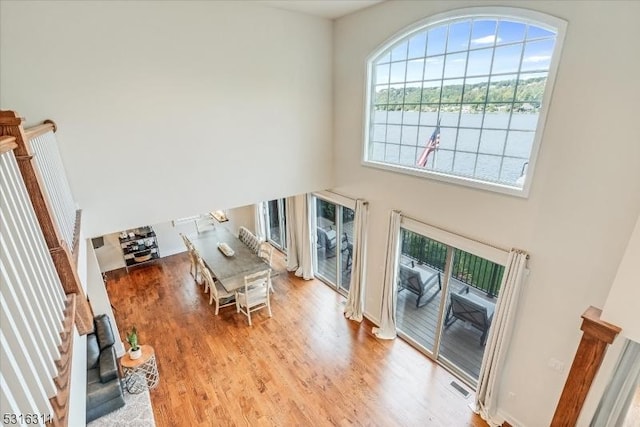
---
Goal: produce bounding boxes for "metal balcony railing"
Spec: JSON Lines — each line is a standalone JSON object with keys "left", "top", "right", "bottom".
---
{"left": 400, "top": 231, "right": 504, "bottom": 297}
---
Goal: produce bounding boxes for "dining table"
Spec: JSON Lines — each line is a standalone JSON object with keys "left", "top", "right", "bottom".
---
{"left": 190, "top": 226, "right": 269, "bottom": 292}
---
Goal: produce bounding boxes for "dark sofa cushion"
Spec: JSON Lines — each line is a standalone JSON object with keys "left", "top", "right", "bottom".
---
{"left": 99, "top": 346, "right": 118, "bottom": 383}
{"left": 87, "top": 334, "right": 100, "bottom": 370}
{"left": 87, "top": 370, "right": 123, "bottom": 408}
{"left": 94, "top": 314, "right": 115, "bottom": 350}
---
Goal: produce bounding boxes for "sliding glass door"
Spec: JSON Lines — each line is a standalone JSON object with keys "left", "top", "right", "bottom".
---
{"left": 313, "top": 196, "right": 354, "bottom": 294}
{"left": 266, "top": 199, "right": 286, "bottom": 251}
{"left": 396, "top": 227, "right": 504, "bottom": 385}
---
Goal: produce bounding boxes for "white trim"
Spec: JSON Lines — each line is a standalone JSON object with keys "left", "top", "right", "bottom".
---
{"left": 362, "top": 6, "right": 568, "bottom": 198}
{"left": 172, "top": 215, "right": 199, "bottom": 227}
{"left": 400, "top": 216, "right": 509, "bottom": 266}
{"left": 312, "top": 190, "right": 357, "bottom": 210}
{"left": 364, "top": 311, "right": 380, "bottom": 327}
{"left": 496, "top": 410, "right": 525, "bottom": 427}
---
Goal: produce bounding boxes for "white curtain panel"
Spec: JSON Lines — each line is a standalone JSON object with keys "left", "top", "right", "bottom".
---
{"left": 590, "top": 339, "right": 640, "bottom": 427}
{"left": 285, "top": 194, "right": 314, "bottom": 280}
{"left": 254, "top": 201, "right": 267, "bottom": 241}
{"left": 372, "top": 210, "right": 402, "bottom": 340}
{"left": 475, "top": 249, "right": 529, "bottom": 426}
{"left": 285, "top": 196, "right": 298, "bottom": 271}
{"left": 344, "top": 199, "right": 369, "bottom": 322}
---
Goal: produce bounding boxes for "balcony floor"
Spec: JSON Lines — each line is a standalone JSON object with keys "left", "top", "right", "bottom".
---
{"left": 396, "top": 263, "right": 496, "bottom": 382}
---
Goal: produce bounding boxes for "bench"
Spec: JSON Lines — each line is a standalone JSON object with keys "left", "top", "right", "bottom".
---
{"left": 397, "top": 264, "right": 442, "bottom": 308}
{"left": 444, "top": 288, "right": 495, "bottom": 346}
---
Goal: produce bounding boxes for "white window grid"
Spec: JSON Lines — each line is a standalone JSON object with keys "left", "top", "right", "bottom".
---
{"left": 366, "top": 15, "right": 559, "bottom": 189}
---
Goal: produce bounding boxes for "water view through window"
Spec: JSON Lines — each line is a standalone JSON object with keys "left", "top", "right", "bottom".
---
{"left": 366, "top": 13, "right": 563, "bottom": 192}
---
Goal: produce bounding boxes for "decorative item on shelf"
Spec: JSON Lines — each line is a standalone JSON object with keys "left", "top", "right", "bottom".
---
{"left": 134, "top": 250, "right": 152, "bottom": 263}
{"left": 126, "top": 326, "right": 141, "bottom": 360}
{"left": 120, "top": 225, "right": 159, "bottom": 271}
{"left": 211, "top": 210, "right": 229, "bottom": 223}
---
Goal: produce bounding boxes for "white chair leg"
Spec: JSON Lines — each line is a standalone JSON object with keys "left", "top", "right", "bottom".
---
{"left": 209, "top": 292, "right": 214, "bottom": 305}
{"left": 247, "top": 309, "right": 252, "bottom": 326}
{"left": 215, "top": 299, "right": 220, "bottom": 315}
{"left": 267, "top": 298, "right": 272, "bottom": 318}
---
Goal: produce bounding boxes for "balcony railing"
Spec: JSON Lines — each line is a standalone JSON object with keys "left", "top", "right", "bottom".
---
{"left": 400, "top": 231, "right": 504, "bottom": 297}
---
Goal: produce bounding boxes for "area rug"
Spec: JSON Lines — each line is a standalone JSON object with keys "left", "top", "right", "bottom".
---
{"left": 88, "top": 389, "right": 155, "bottom": 427}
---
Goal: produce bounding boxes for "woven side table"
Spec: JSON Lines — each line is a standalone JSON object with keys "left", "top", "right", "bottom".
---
{"left": 121, "top": 345, "right": 159, "bottom": 394}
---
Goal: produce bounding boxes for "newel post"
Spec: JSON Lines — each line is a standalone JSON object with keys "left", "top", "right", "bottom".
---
{"left": 551, "top": 306, "right": 621, "bottom": 426}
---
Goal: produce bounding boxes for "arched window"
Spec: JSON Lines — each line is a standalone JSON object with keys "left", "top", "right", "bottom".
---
{"left": 364, "top": 8, "right": 566, "bottom": 196}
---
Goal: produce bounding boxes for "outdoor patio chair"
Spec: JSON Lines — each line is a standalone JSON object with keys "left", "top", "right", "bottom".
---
{"left": 341, "top": 232, "right": 353, "bottom": 270}
{"left": 397, "top": 263, "right": 442, "bottom": 308}
{"left": 444, "top": 289, "right": 495, "bottom": 346}
{"left": 317, "top": 227, "right": 337, "bottom": 258}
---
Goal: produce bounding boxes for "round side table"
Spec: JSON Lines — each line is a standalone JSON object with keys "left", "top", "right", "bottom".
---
{"left": 121, "top": 345, "right": 159, "bottom": 394}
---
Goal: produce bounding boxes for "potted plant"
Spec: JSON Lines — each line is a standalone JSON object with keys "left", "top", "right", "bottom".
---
{"left": 126, "top": 326, "right": 142, "bottom": 360}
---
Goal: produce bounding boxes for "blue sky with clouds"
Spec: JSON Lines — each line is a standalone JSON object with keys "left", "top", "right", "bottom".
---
{"left": 375, "top": 19, "right": 556, "bottom": 87}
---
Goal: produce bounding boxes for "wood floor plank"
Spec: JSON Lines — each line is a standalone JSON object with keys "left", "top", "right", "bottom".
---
{"left": 105, "top": 250, "right": 487, "bottom": 426}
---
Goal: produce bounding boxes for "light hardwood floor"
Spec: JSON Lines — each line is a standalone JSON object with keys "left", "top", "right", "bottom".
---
{"left": 105, "top": 250, "right": 488, "bottom": 426}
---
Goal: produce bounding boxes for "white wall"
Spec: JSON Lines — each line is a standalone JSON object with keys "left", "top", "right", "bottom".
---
{"left": 76, "top": 233, "right": 88, "bottom": 293}
{"left": 67, "top": 329, "right": 86, "bottom": 427}
{"left": 225, "top": 205, "right": 256, "bottom": 236}
{"left": 333, "top": 1, "right": 640, "bottom": 425}
{"left": 86, "top": 243, "right": 125, "bottom": 356}
{"left": 603, "top": 214, "right": 640, "bottom": 343}
{"left": 0, "top": 1, "right": 333, "bottom": 238}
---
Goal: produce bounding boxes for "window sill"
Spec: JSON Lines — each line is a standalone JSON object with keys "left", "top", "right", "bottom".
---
{"left": 361, "top": 159, "right": 530, "bottom": 198}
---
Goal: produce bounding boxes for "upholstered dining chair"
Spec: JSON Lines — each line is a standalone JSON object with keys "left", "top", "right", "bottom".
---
{"left": 235, "top": 269, "right": 272, "bottom": 326}
{"left": 238, "top": 226, "right": 261, "bottom": 254}
{"left": 200, "top": 264, "right": 235, "bottom": 315}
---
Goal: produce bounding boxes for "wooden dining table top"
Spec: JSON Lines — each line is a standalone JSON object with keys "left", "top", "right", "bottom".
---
{"left": 190, "top": 227, "right": 269, "bottom": 292}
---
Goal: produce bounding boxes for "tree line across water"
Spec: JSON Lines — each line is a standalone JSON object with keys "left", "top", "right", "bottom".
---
{"left": 375, "top": 76, "right": 546, "bottom": 112}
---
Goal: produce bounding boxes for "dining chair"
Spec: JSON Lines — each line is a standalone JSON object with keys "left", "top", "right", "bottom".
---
{"left": 258, "top": 243, "right": 275, "bottom": 293}
{"left": 201, "top": 265, "right": 235, "bottom": 315}
{"left": 195, "top": 214, "right": 215, "bottom": 234}
{"left": 180, "top": 233, "right": 199, "bottom": 281}
{"left": 238, "top": 226, "right": 261, "bottom": 254}
{"left": 235, "top": 269, "right": 272, "bottom": 326}
{"left": 197, "top": 256, "right": 208, "bottom": 291}
{"left": 258, "top": 242, "right": 273, "bottom": 266}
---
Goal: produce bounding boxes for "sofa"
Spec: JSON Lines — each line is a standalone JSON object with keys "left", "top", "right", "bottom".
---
{"left": 86, "top": 314, "right": 125, "bottom": 423}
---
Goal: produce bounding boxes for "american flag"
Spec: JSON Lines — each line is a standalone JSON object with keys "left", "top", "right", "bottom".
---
{"left": 417, "top": 119, "right": 441, "bottom": 168}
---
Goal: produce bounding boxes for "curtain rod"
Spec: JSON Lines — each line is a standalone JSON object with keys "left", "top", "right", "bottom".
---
{"left": 397, "top": 210, "right": 529, "bottom": 259}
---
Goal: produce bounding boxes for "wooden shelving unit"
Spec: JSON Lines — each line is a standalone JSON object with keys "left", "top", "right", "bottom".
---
{"left": 119, "top": 226, "right": 160, "bottom": 272}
